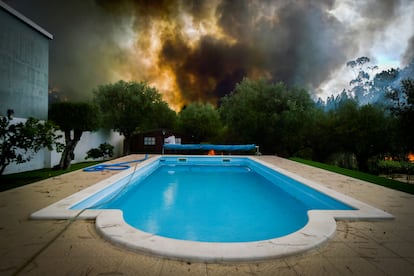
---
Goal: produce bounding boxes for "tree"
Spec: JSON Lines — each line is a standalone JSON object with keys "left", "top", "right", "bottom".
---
{"left": 329, "top": 99, "right": 391, "bottom": 171}
{"left": 220, "top": 78, "right": 279, "bottom": 152}
{"left": 177, "top": 103, "right": 222, "bottom": 143}
{"left": 387, "top": 79, "right": 414, "bottom": 152}
{"left": 371, "top": 68, "right": 400, "bottom": 105}
{"left": 93, "top": 80, "right": 176, "bottom": 154}
{"left": 307, "top": 108, "right": 338, "bottom": 162}
{"left": 0, "top": 117, "right": 62, "bottom": 175}
{"left": 353, "top": 104, "right": 391, "bottom": 171}
{"left": 219, "top": 78, "right": 315, "bottom": 155}
{"left": 346, "top": 56, "right": 378, "bottom": 104}
{"left": 49, "top": 102, "right": 101, "bottom": 170}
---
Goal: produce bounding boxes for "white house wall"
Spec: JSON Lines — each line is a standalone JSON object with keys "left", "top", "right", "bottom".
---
{"left": 71, "top": 129, "right": 124, "bottom": 164}
{"left": 3, "top": 118, "right": 124, "bottom": 175}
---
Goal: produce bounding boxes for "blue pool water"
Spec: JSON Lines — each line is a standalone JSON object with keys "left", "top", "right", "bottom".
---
{"left": 72, "top": 157, "right": 354, "bottom": 242}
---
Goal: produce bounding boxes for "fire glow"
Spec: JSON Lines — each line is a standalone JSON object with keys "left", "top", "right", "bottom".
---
{"left": 408, "top": 152, "right": 414, "bottom": 163}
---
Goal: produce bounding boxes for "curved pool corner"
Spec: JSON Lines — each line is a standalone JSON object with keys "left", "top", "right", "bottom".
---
{"left": 95, "top": 209, "right": 338, "bottom": 262}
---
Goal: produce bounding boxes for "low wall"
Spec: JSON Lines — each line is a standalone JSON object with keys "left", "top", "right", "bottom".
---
{"left": 44, "top": 129, "right": 124, "bottom": 168}
{"left": 3, "top": 117, "right": 124, "bottom": 175}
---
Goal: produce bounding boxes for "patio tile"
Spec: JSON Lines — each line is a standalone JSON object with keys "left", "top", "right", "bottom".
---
{"left": 206, "top": 263, "right": 253, "bottom": 275}
{"left": 285, "top": 255, "right": 340, "bottom": 275}
{"left": 332, "top": 221, "right": 372, "bottom": 243}
{"left": 344, "top": 239, "right": 400, "bottom": 259}
{"left": 248, "top": 260, "right": 297, "bottom": 276}
{"left": 159, "top": 259, "right": 207, "bottom": 275}
{"left": 21, "top": 255, "right": 125, "bottom": 275}
{"left": 366, "top": 257, "right": 414, "bottom": 276}
{"left": 116, "top": 254, "right": 165, "bottom": 275}
{"left": 357, "top": 223, "right": 407, "bottom": 243}
{"left": 0, "top": 222, "right": 66, "bottom": 260}
{"left": 0, "top": 257, "right": 27, "bottom": 275}
{"left": 407, "top": 258, "right": 414, "bottom": 265}
{"left": 382, "top": 241, "right": 414, "bottom": 258}
{"left": 317, "top": 241, "right": 358, "bottom": 258}
{"left": 326, "top": 257, "right": 387, "bottom": 275}
{"left": 39, "top": 232, "right": 127, "bottom": 258}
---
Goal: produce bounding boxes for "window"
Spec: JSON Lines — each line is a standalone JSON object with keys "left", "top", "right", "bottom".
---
{"left": 175, "top": 137, "right": 181, "bottom": 144}
{"left": 144, "top": 137, "right": 156, "bottom": 145}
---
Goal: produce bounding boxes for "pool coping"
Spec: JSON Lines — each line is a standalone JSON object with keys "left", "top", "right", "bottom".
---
{"left": 30, "top": 155, "right": 394, "bottom": 262}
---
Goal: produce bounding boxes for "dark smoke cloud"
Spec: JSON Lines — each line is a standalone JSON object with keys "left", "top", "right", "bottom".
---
{"left": 403, "top": 35, "right": 414, "bottom": 65}
{"left": 5, "top": 0, "right": 131, "bottom": 101}
{"left": 162, "top": 35, "right": 249, "bottom": 101}
{"left": 4, "top": 0, "right": 414, "bottom": 108}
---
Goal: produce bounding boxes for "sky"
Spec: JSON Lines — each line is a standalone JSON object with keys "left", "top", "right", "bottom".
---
{"left": 4, "top": 0, "right": 414, "bottom": 110}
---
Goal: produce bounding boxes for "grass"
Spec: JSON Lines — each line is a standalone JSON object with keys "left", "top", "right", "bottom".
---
{"left": 0, "top": 161, "right": 101, "bottom": 192}
{"left": 290, "top": 157, "right": 414, "bottom": 195}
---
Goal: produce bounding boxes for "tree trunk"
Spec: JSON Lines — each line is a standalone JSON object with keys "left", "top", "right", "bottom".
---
{"left": 0, "top": 164, "right": 7, "bottom": 176}
{"left": 356, "top": 153, "right": 369, "bottom": 172}
{"left": 0, "top": 146, "right": 10, "bottom": 176}
{"left": 58, "top": 130, "right": 82, "bottom": 170}
{"left": 123, "top": 135, "right": 131, "bottom": 156}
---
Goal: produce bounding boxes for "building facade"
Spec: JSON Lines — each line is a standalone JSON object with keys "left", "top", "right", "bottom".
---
{"left": 0, "top": 2, "right": 124, "bottom": 175}
{"left": 0, "top": 1, "right": 52, "bottom": 120}
{"left": 0, "top": 1, "right": 54, "bottom": 174}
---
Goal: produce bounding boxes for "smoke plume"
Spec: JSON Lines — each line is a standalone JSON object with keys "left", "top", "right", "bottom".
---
{"left": 5, "top": 0, "right": 414, "bottom": 110}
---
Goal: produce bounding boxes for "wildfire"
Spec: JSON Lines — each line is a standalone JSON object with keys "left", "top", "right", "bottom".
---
{"left": 408, "top": 152, "right": 414, "bottom": 162}
{"left": 104, "top": 0, "right": 238, "bottom": 112}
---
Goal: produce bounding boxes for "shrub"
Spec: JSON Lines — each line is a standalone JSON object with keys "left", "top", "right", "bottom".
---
{"left": 85, "top": 143, "right": 114, "bottom": 160}
{"left": 377, "top": 159, "right": 403, "bottom": 177}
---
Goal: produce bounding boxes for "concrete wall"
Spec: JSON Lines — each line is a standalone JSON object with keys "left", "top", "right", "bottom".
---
{"left": 45, "top": 129, "right": 124, "bottom": 168}
{"left": 0, "top": 5, "right": 50, "bottom": 120}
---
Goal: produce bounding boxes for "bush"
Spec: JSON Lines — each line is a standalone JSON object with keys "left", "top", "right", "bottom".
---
{"left": 326, "top": 152, "right": 358, "bottom": 170}
{"left": 402, "top": 161, "right": 414, "bottom": 175}
{"left": 377, "top": 159, "right": 403, "bottom": 176}
{"left": 85, "top": 143, "right": 114, "bottom": 160}
{"left": 294, "top": 147, "right": 314, "bottom": 160}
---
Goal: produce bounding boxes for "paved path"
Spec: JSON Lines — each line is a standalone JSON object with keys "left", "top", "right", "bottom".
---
{"left": 1, "top": 155, "right": 413, "bottom": 275}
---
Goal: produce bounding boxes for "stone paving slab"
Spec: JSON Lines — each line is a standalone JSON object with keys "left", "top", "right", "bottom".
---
{"left": 0, "top": 154, "right": 413, "bottom": 275}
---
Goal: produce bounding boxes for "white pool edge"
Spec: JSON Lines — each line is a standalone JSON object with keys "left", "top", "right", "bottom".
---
{"left": 95, "top": 209, "right": 338, "bottom": 262}
{"left": 30, "top": 155, "right": 394, "bottom": 262}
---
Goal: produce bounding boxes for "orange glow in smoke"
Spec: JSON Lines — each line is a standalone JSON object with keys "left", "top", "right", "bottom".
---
{"left": 109, "top": 2, "right": 235, "bottom": 111}
{"left": 408, "top": 152, "right": 414, "bottom": 162}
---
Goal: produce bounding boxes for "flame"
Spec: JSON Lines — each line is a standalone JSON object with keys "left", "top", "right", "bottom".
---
{"left": 408, "top": 152, "right": 414, "bottom": 162}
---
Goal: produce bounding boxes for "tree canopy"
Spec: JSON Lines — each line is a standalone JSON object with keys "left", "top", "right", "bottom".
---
{"left": 0, "top": 117, "right": 62, "bottom": 175}
{"left": 219, "top": 78, "right": 315, "bottom": 155}
{"left": 49, "top": 102, "right": 101, "bottom": 169}
{"left": 387, "top": 79, "right": 414, "bottom": 152}
{"left": 93, "top": 80, "right": 176, "bottom": 154}
{"left": 177, "top": 102, "right": 222, "bottom": 143}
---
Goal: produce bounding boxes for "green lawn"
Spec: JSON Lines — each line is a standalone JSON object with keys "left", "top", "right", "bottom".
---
{"left": 0, "top": 161, "right": 101, "bottom": 192}
{"left": 290, "top": 157, "right": 414, "bottom": 195}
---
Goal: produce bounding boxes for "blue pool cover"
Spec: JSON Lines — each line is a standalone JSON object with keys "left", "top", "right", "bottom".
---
{"left": 163, "top": 144, "right": 257, "bottom": 151}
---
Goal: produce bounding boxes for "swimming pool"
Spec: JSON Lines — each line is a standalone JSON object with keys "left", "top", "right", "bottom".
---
{"left": 31, "top": 156, "right": 393, "bottom": 262}
{"left": 73, "top": 156, "right": 354, "bottom": 242}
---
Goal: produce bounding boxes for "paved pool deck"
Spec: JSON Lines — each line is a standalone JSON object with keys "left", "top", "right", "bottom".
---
{"left": 0, "top": 155, "right": 413, "bottom": 275}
